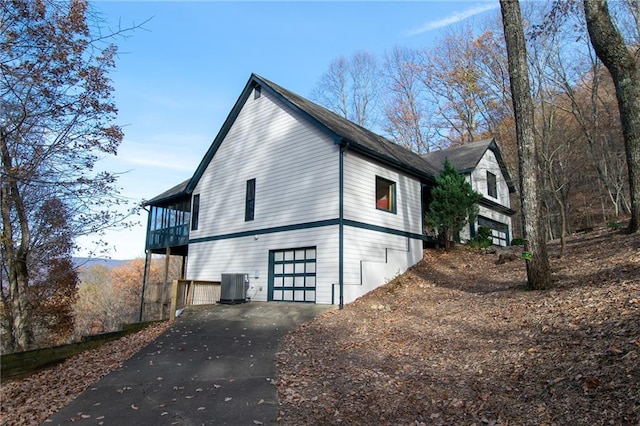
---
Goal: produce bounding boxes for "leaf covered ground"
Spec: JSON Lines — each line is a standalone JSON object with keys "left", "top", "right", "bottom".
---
{"left": 276, "top": 229, "right": 640, "bottom": 425}
{"left": 0, "top": 322, "right": 171, "bottom": 426}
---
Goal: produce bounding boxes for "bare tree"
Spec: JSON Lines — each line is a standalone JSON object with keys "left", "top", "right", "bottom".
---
{"left": 583, "top": 0, "right": 640, "bottom": 233}
{"left": 500, "top": 0, "right": 552, "bottom": 289}
{"left": 311, "top": 51, "right": 381, "bottom": 128}
{"left": 557, "top": 49, "right": 630, "bottom": 218}
{"left": 381, "top": 46, "right": 435, "bottom": 153}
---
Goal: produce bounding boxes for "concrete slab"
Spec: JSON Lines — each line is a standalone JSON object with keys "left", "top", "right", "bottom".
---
{"left": 44, "top": 302, "right": 334, "bottom": 425}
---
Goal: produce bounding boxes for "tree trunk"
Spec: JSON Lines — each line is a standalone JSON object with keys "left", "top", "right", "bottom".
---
{"left": 1, "top": 131, "right": 34, "bottom": 350}
{"left": 584, "top": 0, "right": 640, "bottom": 233}
{"left": 500, "top": 0, "right": 552, "bottom": 289}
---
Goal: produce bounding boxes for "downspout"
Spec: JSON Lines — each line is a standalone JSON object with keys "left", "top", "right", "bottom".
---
{"left": 421, "top": 183, "right": 426, "bottom": 246}
{"left": 338, "top": 138, "right": 349, "bottom": 310}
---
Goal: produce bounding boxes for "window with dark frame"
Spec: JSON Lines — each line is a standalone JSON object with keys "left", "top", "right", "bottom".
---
{"left": 487, "top": 171, "right": 497, "bottom": 198}
{"left": 245, "top": 178, "right": 256, "bottom": 221}
{"left": 375, "top": 176, "right": 396, "bottom": 213}
{"left": 191, "top": 194, "right": 200, "bottom": 231}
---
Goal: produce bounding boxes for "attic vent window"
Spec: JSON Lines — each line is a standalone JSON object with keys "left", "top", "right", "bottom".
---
{"left": 191, "top": 194, "right": 200, "bottom": 231}
{"left": 487, "top": 171, "right": 497, "bottom": 198}
{"left": 375, "top": 176, "right": 396, "bottom": 213}
{"left": 254, "top": 85, "right": 262, "bottom": 99}
{"left": 245, "top": 178, "right": 256, "bottom": 221}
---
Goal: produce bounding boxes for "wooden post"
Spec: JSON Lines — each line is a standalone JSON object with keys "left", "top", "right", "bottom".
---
{"left": 185, "top": 281, "right": 194, "bottom": 308}
{"left": 139, "top": 250, "right": 153, "bottom": 322}
{"left": 160, "top": 246, "right": 171, "bottom": 319}
{"left": 169, "top": 279, "right": 179, "bottom": 320}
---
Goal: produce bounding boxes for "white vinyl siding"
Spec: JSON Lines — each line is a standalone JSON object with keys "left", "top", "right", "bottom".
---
{"left": 342, "top": 226, "right": 422, "bottom": 303}
{"left": 184, "top": 84, "right": 430, "bottom": 305}
{"left": 187, "top": 227, "right": 339, "bottom": 304}
{"left": 341, "top": 151, "right": 424, "bottom": 303}
{"left": 462, "top": 149, "right": 513, "bottom": 245}
{"left": 470, "top": 150, "right": 511, "bottom": 207}
{"left": 190, "top": 89, "right": 339, "bottom": 238}
{"left": 343, "top": 151, "right": 423, "bottom": 234}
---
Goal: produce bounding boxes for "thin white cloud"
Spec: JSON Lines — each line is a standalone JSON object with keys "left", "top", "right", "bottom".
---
{"left": 406, "top": 2, "right": 499, "bottom": 36}
{"left": 115, "top": 135, "right": 209, "bottom": 172}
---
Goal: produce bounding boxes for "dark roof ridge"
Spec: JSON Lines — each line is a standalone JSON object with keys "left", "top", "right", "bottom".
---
{"left": 252, "top": 73, "right": 440, "bottom": 179}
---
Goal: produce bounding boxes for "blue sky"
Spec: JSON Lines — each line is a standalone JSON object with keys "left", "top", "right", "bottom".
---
{"left": 78, "top": 0, "right": 501, "bottom": 260}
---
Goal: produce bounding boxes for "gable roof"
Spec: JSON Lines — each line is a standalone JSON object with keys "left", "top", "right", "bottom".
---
{"left": 185, "top": 74, "right": 440, "bottom": 195}
{"left": 254, "top": 74, "right": 441, "bottom": 179}
{"left": 423, "top": 138, "right": 516, "bottom": 193}
{"left": 146, "top": 74, "right": 515, "bottom": 206}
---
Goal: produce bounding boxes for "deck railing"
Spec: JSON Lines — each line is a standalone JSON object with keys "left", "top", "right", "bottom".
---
{"left": 146, "top": 224, "right": 190, "bottom": 250}
{"left": 140, "top": 281, "right": 172, "bottom": 321}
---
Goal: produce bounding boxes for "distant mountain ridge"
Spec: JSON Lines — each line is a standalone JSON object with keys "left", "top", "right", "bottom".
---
{"left": 73, "top": 257, "right": 130, "bottom": 270}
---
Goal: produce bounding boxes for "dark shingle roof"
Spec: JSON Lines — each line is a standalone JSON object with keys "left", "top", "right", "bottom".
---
{"left": 423, "top": 139, "right": 494, "bottom": 173}
{"left": 145, "top": 179, "right": 190, "bottom": 206}
{"left": 423, "top": 139, "right": 516, "bottom": 193}
{"left": 254, "top": 74, "right": 441, "bottom": 179}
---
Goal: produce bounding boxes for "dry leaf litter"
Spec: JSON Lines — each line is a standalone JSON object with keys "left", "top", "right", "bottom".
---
{"left": 276, "top": 229, "right": 639, "bottom": 425}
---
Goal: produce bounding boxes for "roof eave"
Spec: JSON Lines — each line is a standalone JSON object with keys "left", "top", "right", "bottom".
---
{"left": 347, "top": 142, "right": 437, "bottom": 183}
{"left": 479, "top": 197, "right": 517, "bottom": 216}
{"left": 486, "top": 139, "right": 517, "bottom": 194}
{"left": 144, "top": 192, "right": 190, "bottom": 207}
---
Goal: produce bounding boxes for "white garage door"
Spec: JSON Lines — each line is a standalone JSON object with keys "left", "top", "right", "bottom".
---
{"left": 268, "top": 247, "right": 316, "bottom": 302}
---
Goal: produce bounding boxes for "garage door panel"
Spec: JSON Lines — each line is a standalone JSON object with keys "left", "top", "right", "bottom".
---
{"left": 269, "top": 246, "right": 316, "bottom": 302}
{"left": 478, "top": 216, "right": 510, "bottom": 246}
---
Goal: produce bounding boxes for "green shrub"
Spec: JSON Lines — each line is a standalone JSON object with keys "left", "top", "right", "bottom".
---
{"left": 511, "top": 238, "right": 525, "bottom": 246}
{"left": 425, "top": 159, "right": 482, "bottom": 250}
{"left": 469, "top": 226, "right": 493, "bottom": 248}
{"left": 607, "top": 220, "right": 619, "bottom": 230}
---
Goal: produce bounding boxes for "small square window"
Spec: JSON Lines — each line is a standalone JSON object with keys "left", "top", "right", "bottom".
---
{"left": 487, "top": 171, "right": 497, "bottom": 198}
{"left": 376, "top": 176, "right": 396, "bottom": 213}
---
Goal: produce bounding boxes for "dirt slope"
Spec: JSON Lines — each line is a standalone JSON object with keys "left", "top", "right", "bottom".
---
{"left": 276, "top": 229, "right": 640, "bottom": 425}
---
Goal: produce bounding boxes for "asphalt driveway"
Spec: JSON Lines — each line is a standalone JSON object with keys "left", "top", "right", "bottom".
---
{"left": 44, "top": 302, "right": 333, "bottom": 425}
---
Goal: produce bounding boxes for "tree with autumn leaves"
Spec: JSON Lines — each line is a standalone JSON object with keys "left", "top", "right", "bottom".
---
{"left": 0, "top": 0, "right": 136, "bottom": 352}
{"left": 74, "top": 259, "right": 147, "bottom": 337}
{"left": 313, "top": 0, "right": 638, "bottom": 290}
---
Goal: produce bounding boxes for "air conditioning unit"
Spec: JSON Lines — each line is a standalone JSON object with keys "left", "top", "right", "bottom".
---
{"left": 219, "top": 273, "right": 249, "bottom": 304}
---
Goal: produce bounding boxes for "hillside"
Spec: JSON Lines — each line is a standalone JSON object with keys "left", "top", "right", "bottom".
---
{"left": 276, "top": 228, "right": 640, "bottom": 425}
{"left": 73, "top": 257, "right": 130, "bottom": 270}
